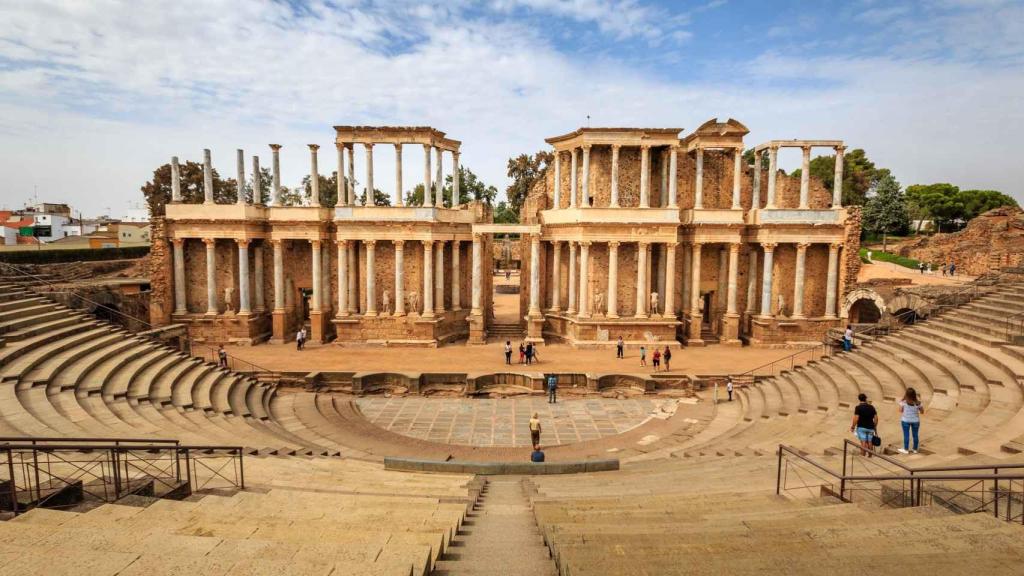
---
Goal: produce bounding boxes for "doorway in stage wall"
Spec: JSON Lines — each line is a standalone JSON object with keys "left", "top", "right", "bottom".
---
{"left": 299, "top": 288, "right": 313, "bottom": 322}
{"left": 490, "top": 234, "right": 524, "bottom": 340}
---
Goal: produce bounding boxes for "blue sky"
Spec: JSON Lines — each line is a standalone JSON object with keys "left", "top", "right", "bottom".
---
{"left": 0, "top": 0, "right": 1021, "bottom": 216}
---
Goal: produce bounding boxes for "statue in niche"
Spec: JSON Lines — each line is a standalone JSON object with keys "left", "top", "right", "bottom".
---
{"left": 777, "top": 293, "right": 787, "bottom": 317}
{"left": 223, "top": 286, "right": 234, "bottom": 314}
{"left": 381, "top": 290, "right": 391, "bottom": 315}
{"left": 407, "top": 291, "right": 419, "bottom": 315}
{"left": 698, "top": 293, "right": 705, "bottom": 312}
{"left": 594, "top": 291, "right": 605, "bottom": 315}
{"left": 650, "top": 292, "right": 659, "bottom": 315}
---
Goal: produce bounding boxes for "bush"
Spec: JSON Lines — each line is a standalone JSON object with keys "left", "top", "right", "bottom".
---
{"left": 0, "top": 246, "right": 150, "bottom": 264}
{"left": 859, "top": 248, "right": 920, "bottom": 270}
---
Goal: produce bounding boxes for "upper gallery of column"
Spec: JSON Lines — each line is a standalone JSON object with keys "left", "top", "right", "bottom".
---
{"left": 544, "top": 127, "right": 682, "bottom": 209}
{"left": 750, "top": 139, "right": 845, "bottom": 210}
{"left": 679, "top": 118, "right": 749, "bottom": 211}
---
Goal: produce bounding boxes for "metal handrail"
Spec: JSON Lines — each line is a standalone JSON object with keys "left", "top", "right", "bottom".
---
{"left": 734, "top": 343, "right": 831, "bottom": 380}
{"left": 0, "top": 437, "right": 178, "bottom": 446}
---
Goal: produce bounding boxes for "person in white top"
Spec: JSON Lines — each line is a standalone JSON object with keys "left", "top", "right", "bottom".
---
{"left": 898, "top": 387, "right": 925, "bottom": 454}
{"left": 726, "top": 379, "right": 734, "bottom": 402}
{"left": 528, "top": 412, "right": 542, "bottom": 447}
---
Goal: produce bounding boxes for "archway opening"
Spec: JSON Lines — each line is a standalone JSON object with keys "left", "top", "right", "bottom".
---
{"left": 848, "top": 298, "right": 882, "bottom": 323}
{"left": 892, "top": 307, "right": 918, "bottom": 325}
{"left": 491, "top": 233, "right": 523, "bottom": 333}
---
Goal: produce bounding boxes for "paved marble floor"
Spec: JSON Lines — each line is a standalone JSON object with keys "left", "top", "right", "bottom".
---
{"left": 355, "top": 397, "right": 667, "bottom": 447}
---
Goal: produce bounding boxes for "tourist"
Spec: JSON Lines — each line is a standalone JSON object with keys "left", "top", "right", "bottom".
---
{"left": 616, "top": 336, "right": 624, "bottom": 359}
{"left": 505, "top": 270, "right": 511, "bottom": 280}
{"left": 525, "top": 342, "right": 534, "bottom": 365}
{"left": 726, "top": 378, "right": 734, "bottom": 402}
{"left": 949, "top": 263, "right": 956, "bottom": 277}
{"left": 519, "top": 342, "right": 526, "bottom": 364}
{"left": 529, "top": 412, "right": 542, "bottom": 447}
{"left": 941, "top": 263, "right": 947, "bottom": 276}
{"left": 663, "top": 347, "right": 672, "bottom": 371}
{"left": 843, "top": 325, "right": 853, "bottom": 352}
{"left": 547, "top": 374, "right": 558, "bottom": 403}
{"left": 652, "top": 349, "right": 661, "bottom": 371}
{"left": 866, "top": 250, "right": 873, "bottom": 262}
{"left": 851, "top": 393, "right": 878, "bottom": 457}
{"left": 919, "top": 262, "right": 925, "bottom": 274}
{"left": 639, "top": 346, "right": 647, "bottom": 367}
{"left": 531, "top": 445, "right": 545, "bottom": 463}
{"left": 898, "top": 387, "right": 924, "bottom": 454}
{"left": 217, "top": 345, "right": 228, "bottom": 368}
{"left": 504, "top": 340, "right": 513, "bottom": 365}
{"left": 296, "top": 328, "right": 305, "bottom": 351}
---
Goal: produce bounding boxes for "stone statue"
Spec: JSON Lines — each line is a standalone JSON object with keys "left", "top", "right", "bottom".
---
{"left": 650, "top": 292, "right": 659, "bottom": 314}
{"left": 698, "top": 293, "right": 705, "bottom": 312}
{"left": 777, "top": 293, "right": 786, "bottom": 317}
{"left": 408, "top": 291, "right": 419, "bottom": 314}
{"left": 382, "top": 290, "right": 391, "bottom": 315}
{"left": 594, "top": 291, "right": 605, "bottom": 314}
{"left": 223, "top": 286, "right": 234, "bottom": 314}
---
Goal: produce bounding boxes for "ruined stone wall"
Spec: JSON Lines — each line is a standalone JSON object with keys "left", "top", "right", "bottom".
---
{"left": 901, "top": 206, "right": 1024, "bottom": 275}
{"left": 148, "top": 217, "right": 172, "bottom": 325}
{"left": 842, "top": 206, "right": 863, "bottom": 299}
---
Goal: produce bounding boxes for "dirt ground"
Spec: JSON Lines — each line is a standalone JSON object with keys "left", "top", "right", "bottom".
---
{"left": 857, "top": 259, "right": 974, "bottom": 286}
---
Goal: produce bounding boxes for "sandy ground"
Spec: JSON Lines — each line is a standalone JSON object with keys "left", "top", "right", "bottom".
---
{"left": 492, "top": 271, "right": 521, "bottom": 323}
{"left": 857, "top": 260, "right": 974, "bottom": 286}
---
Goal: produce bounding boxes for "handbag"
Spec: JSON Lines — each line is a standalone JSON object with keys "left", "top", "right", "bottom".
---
{"left": 871, "top": 434, "right": 882, "bottom": 447}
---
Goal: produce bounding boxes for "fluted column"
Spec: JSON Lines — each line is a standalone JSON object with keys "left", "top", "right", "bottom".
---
{"left": 434, "top": 240, "right": 445, "bottom": 314}
{"left": 660, "top": 150, "right": 668, "bottom": 207}
{"left": 668, "top": 145, "right": 678, "bottom": 207}
{"left": 337, "top": 144, "right": 347, "bottom": 207}
{"left": 272, "top": 240, "right": 284, "bottom": 311}
{"left": 664, "top": 243, "right": 677, "bottom": 317}
{"left": 694, "top": 146, "right": 704, "bottom": 210}
{"left": 746, "top": 247, "right": 759, "bottom": 313}
{"left": 825, "top": 243, "right": 840, "bottom": 318}
{"left": 752, "top": 151, "right": 762, "bottom": 209}
{"left": 204, "top": 238, "right": 217, "bottom": 314}
{"left": 717, "top": 247, "right": 728, "bottom": 312}
{"left": 237, "top": 240, "right": 251, "bottom": 313}
{"left": 656, "top": 244, "right": 666, "bottom": 312}
{"left": 451, "top": 241, "right": 461, "bottom": 311}
{"left": 394, "top": 240, "right": 405, "bottom": 316}
{"left": 644, "top": 243, "right": 652, "bottom": 312}
{"left": 578, "top": 241, "right": 591, "bottom": 318}
{"left": 727, "top": 243, "right": 740, "bottom": 314}
{"left": 203, "top": 149, "right": 214, "bottom": 205}
{"left": 394, "top": 144, "right": 403, "bottom": 207}
{"left": 799, "top": 146, "right": 811, "bottom": 209}
{"left": 310, "top": 240, "right": 322, "bottom": 312}
{"left": 346, "top": 144, "right": 356, "bottom": 205}
{"left": 435, "top": 147, "right": 443, "bottom": 207}
{"left": 607, "top": 241, "right": 619, "bottom": 318}
{"left": 610, "top": 145, "right": 620, "bottom": 207}
{"left": 569, "top": 149, "right": 578, "bottom": 208}
{"left": 553, "top": 150, "right": 562, "bottom": 208}
{"left": 171, "top": 156, "right": 182, "bottom": 203}
{"left": 308, "top": 144, "right": 320, "bottom": 207}
{"left": 453, "top": 151, "right": 461, "bottom": 205}
{"left": 833, "top": 146, "right": 845, "bottom": 207}
{"left": 270, "top": 144, "right": 282, "bottom": 206}
{"left": 581, "top": 145, "right": 591, "bottom": 207}
{"left": 471, "top": 235, "right": 482, "bottom": 315}
{"left": 689, "top": 243, "right": 702, "bottom": 314}
{"left": 550, "top": 241, "right": 562, "bottom": 311}
{"left": 347, "top": 241, "right": 357, "bottom": 314}
{"left": 364, "top": 240, "right": 376, "bottom": 316}
{"left": 760, "top": 243, "right": 776, "bottom": 316}
{"left": 422, "top": 241, "right": 434, "bottom": 317}
{"left": 528, "top": 235, "right": 541, "bottom": 317}
{"left": 793, "top": 242, "right": 809, "bottom": 318}
{"left": 363, "top": 144, "right": 373, "bottom": 206}
{"left": 732, "top": 147, "right": 742, "bottom": 209}
{"left": 766, "top": 145, "right": 779, "bottom": 208}
{"left": 172, "top": 238, "right": 186, "bottom": 314}
{"left": 640, "top": 145, "right": 651, "bottom": 208}
{"left": 321, "top": 242, "right": 331, "bottom": 315}
{"left": 423, "top": 145, "right": 432, "bottom": 207}
{"left": 635, "top": 242, "right": 648, "bottom": 318}
{"left": 336, "top": 240, "right": 349, "bottom": 317}
{"left": 681, "top": 243, "right": 692, "bottom": 315}
{"left": 567, "top": 241, "right": 578, "bottom": 315}
{"left": 236, "top": 149, "right": 246, "bottom": 205}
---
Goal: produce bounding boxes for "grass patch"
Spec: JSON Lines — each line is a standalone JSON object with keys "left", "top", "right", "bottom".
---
{"left": 860, "top": 248, "right": 921, "bottom": 270}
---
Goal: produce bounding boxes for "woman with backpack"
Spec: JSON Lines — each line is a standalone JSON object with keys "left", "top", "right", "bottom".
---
{"left": 898, "top": 388, "right": 925, "bottom": 454}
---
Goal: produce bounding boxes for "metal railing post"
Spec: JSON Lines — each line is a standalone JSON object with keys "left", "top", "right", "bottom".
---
{"left": 238, "top": 449, "right": 245, "bottom": 489}
{"left": 6, "top": 448, "right": 16, "bottom": 515}
{"left": 32, "top": 448, "right": 42, "bottom": 503}
{"left": 776, "top": 446, "right": 783, "bottom": 495}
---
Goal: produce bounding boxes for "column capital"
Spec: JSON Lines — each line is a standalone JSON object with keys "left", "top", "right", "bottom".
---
{"left": 452, "top": 150, "right": 460, "bottom": 158}
{"left": 834, "top": 145, "right": 847, "bottom": 154}
{"left": 530, "top": 232, "right": 541, "bottom": 241}
{"left": 392, "top": 239, "right": 404, "bottom": 248}
{"left": 769, "top": 143, "right": 780, "bottom": 151}
{"left": 236, "top": 239, "right": 251, "bottom": 248}
{"left": 422, "top": 239, "right": 434, "bottom": 247}
{"left": 611, "top": 144, "right": 621, "bottom": 151}
{"left": 202, "top": 237, "right": 216, "bottom": 246}
{"left": 761, "top": 242, "right": 778, "bottom": 251}
{"left": 269, "top": 143, "right": 282, "bottom": 151}
{"left": 171, "top": 237, "right": 184, "bottom": 247}
{"left": 580, "top": 240, "right": 592, "bottom": 247}
{"left": 608, "top": 240, "right": 621, "bottom": 248}
{"left": 394, "top": 142, "right": 402, "bottom": 151}
{"left": 665, "top": 241, "right": 678, "bottom": 249}
{"left": 310, "top": 239, "right": 322, "bottom": 250}
{"left": 830, "top": 242, "right": 843, "bottom": 250}
{"left": 796, "top": 242, "right": 811, "bottom": 250}
{"left": 729, "top": 242, "right": 741, "bottom": 254}
{"left": 336, "top": 142, "right": 346, "bottom": 150}
{"left": 364, "top": 142, "right": 374, "bottom": 151}
{"left": 472, "top": 232, "right": 483, "bottom": 242}
{"left": 691, "top": 241, "right": 704, "bottom": 248}
{"left": 365, "top": 239, "right": 377, "bottom": 246}
{"left": 338, "top": 239, "right": 350, "bottom": 248}
{"left": 638, "top": 240, "right": 651, "bottom": 248}
{"left": 641, "top": 144, "right": 651, "bottom": 151}
{"left": 567, "top": 239, "right": 577, "bottom": 248}
{"left": 581, "top": 144, "right": 592, "bottom": 151}
{"left": 269, "top": 238, "right": 283, "bottom": 247}
{"left": 345, "top": 142, "right": 355, "bottom": 150}
{"left": 801, "top": 144, "right": 812, "bottom": 153}
{"left": 308, "top": 143, "right": 320, "bottom": 151}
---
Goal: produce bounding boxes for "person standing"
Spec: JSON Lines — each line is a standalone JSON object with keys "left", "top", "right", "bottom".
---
{"left": 504, "top": 341, "right": 513, "bottom": 365}
{"left": 843, "top": 325, "right": 853, "bottom": 352}
{"left": 941, "top": 263, "right": 947, "bottom": 276}
{"left": 639, "top": 346, "right": 647, "bottom": 367}
{"left": 851, "top": 393, "right": 879, "bottom": 457}
{"left": 919, "top": 262, "right": 925, "bottom": 275}
{"left": 525, "top": 342, "right": 534, "bottom": 365}
{"left": 652, "top": 349, "right": 661, "bottom": 371}
{"left": 663, "top": 347, "right": 672, "bottom": 371}
{"left": 528, "top": 412, "right": 542, "bottom": 447}
{"left": 949, "top": 262, "right": 956, "bottom": 277}
{"left": 726, "top": 378, "right": 734, "bottom": 402}
{"left": 898, "top": 388, "right": 925, "bottom": 454}
{"left": 519, "top": 342, "right": 526, "bottom": 364}
{"left": 531, "top": 445, "right": 545, "bottom": 462}
{"left": 616, "top": 336, "right": 624, "bottom": 359}
{"left": 218, "top": 345, "right": 228, "bottom": 368}
{"left": 546, "top": 374, "right": 558, "bottom": 404}
{"left": 295, "top": 328, "right": 305, "bottom": 351}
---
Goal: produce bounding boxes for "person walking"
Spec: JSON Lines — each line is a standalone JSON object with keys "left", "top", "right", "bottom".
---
{"left": 949, "top": 262, "right": 956, "bottom": 276}
{"left": 504, "top": 341, "right": 513, "bottom": 365}
{"left": 546, "top": 374, "right": 558, "bottom": 404}
{"left": 663, "top": 347, "right": 672, "bottom": 371}
{"left": 652, "top": 349, "right": 661, "bottom": 371}
{"left": 898, "top": 388, "right": 924, "bottom": 454}
{"left": 851, "top": 393, "right": 879, "bottom": 457}
{"left": 726, "top": 378, "right": 734, "bottom": 402}
{"left": 528, "top": 412, "right": 542, "bottom": 447}
{"left": 525, "top": 342, "right": 534, "bottom": 365}
{"left": 941, "top": 263, "right": 947, "bottom": 276}
{"left": 843, "top": 325, "right": 853, "bottom": 352}
{"left": 919, "top": 261, "right": 925, "bottom": 275}
{"left": 639, "top": 346, "right": 647, "bottom": 367}
{"left": 616, "top": 336, "right": 624, "bottom": 359}
{"left": 218, "top": 345, "right": 228, "bottom": 368}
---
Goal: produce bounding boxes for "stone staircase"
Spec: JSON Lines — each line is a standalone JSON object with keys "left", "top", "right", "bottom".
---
{"left": 488, "top": 322, "right": 524, "bottom": 339}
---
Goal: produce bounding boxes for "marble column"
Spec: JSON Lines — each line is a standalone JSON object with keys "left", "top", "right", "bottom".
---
{"left": 364, "top": 240, "right": 376, "bottom": 316}
{"left": 347, "top": 242, "right": 357, "bottom": 314}
{"left": 236, "top": 149, "right": 246, "bottom": 205}
{"left": 321, "top": 242, "right": 331, "bottom": 315}
{"left": 270, "top": 144, "right": 282, "bottom": 206}
{"left": 799, "top": 146, "right": 811, "bottom": 209}
{"left": 550, "top": 241, "right": 562, "bottom": 312}
{"left": 252, "top": 156, "right": 262, "bottom": 206}
{"left": 746, "top": 248, "right": 759, "bottom": 313}
{"left": 471, "top": 235, "right": 482, "bottom": 315}
{"left": 640, "top": 146, "right": 651, "bottom": 208}
{"left": 553, "top": 151, "right": 562, "bottom": 208}
{"left": 204, "top": 238, "right": 217, "bottom": 314}
{"left": 717, "top": 247, "right": 728, "bottom": 312}
{"left": 451, "top": 241, "right": 461, "bottom": 311}
{"left": 203, "top": 149, "right": 214, "bottom": 205}
{"left": 607, "top": 241, "right": 619, "bottom": 318}
{"left": 578, "top": 241, "right": 591, "bottom": 318}
{"left": 664, "top": 243, "right": 677, "bottom": 317}
{"left": 337, "top": 240, "right": 349, "bottom": 317}
{"left": 435, "top": 147, "right": 443, "bottom": 207}
{"left": 760, "top": 243, "right": 776, "bottom": 316}
{"left": 423, "top": 145, "right": 432, "bottom": 207}
{"left": 528, "top": 235, "right": 541, "bottom": 317}
{"left": 237, "top": 240, "right": 251, "bottom": 314}
{"left": 793, "top": 242, "right": 809, "bottom": 318}
{"left": 394, "top": 240, "right": 405, "bottom": 316}
{"left": 825, "top": 243, "right": 840, "bottom": 318}
{"left": 172, "top": 238, "right": 186, "bottom": 314}
{"left": 453, "top": 151, "right": 461, "bottom": 205}
{"left": 752, "top": 151, "right": 762, "bottom": 209}
{"left": 681, "top": 243, "right": 692, "bottom": 314}
{"left": 833, "top": 146, "right": 845, "bottom": 207}
{"left": 766, "top": 146, "right": 779, "bottom": 209}
{"left": 635, "top": 242, "right": 648, "bottom": 318}
{"left": 644, "top": 243, "right": 653, "bottom": 314}
{"left": 569, "top": 149, "right": 578, "bottom": 208}
{"left": 660, "top": 150, "right": 668, "bottom": 207}
{"left": 732, "top": 147, "right": 743, "bottom": 209}
{"left": 309, "top": 144, "right": 320, "bottom": 207}
{"left": 689, "top": 243, "right": 702, "bottom": 314}
{"left": 694, "top": 146, "right": 704, "bottom": 210}
{"left": 656, "top": 244, "right": 667, "bottom": 312}
{"left": 346, "top": 144, "right": 356, "bottom": 205}
{"left": 394, "top": 144, "right": 403, "bottom": 207}
{"left": 363, "top": 144, "right": 374, "bottom": 206}
{"left": 581, "top": 145, "right": 591, "bottom": 207}
{"left": 171, "top": 156, "right": 182, "bottom": 202}
{"left": 422, "top": 241, "right": 435, "bottom": 317}
{"left": 610, "top": 145, "right": 620, "bottom": 207}
{"left": 337, "top": 144, "right": 347, "bottom": 207}
{"left": 434, "top": 240, "right": 445, "bottom": 314}
{"left": 310, "top": 240, "right": 322, "bottom": 312}
{"left": 668, "top": 146, "right": 678, "bottom": 208}
{"left": 727, "top": 244, "right": 740, "bottom": 314}
{"left": 272, "top": 240, "right": 284, "bottom": 311}
{"left": 567, "top": 241, "right": 578, "bottom": 315}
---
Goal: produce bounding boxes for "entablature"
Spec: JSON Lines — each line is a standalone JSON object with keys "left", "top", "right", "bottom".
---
{"left": 333, "top": 126, "right": 461, "bottom": 152}
{"left": 544, "top": 127, "right": 682, "bottom": 151}
{"left": 540, "top": 223, "right": 678, "bottom": 244}
{"left": 165, "top": 203, "right": 267, "bottom": 222}
{"left": 540, "top": 207, "right": 680, "bottom": 226}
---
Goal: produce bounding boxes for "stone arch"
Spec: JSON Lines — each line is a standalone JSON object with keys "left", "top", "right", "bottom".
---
{"left": 887, "top": 293, "right": 931, "bottom": 323}
{"left": 840, "top": 288, "right": 887, "bottom": 320}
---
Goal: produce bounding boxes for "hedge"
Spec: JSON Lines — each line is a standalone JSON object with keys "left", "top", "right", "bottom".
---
{"left": 0, "top": 246, "right": 150, "bottom": 264}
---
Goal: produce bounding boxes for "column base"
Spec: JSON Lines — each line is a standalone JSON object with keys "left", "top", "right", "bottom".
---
{"left": 271, "top": 309, "right": 287, "bottom": 343}
{"left": 468, "top": 313, "right": 487, "bottom": 344}
{"left": 686, "top": 311, "right": 703, "bottom": 342}
{"left": 309, "top": 310, "right": 326, "bottom": 344}
{"left": 722, "top": 312, "right": 741, "bottom": 344}
{"left": 526, "top": 317, "right": 545, "bottom": 343}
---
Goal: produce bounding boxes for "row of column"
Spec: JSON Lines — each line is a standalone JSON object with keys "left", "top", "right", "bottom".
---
{"left": 171, "top": 144, "right": 461, "bottom": 209}
{"left": 552, "top": 145, "right": 679, "bottom": 209}
{"left": 171, "top": 238, "right": 265, "bottom": 315}
{"left": 751, "top": 145, "right": 846, "bottom": 210}
{"left": 692, "top": 146, "right": 744, "bottom": 210}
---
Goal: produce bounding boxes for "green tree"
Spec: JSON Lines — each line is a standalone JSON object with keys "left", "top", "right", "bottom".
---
{"left": 791, "top": 148, "right": 889, "bottom": 207}
{"left": 358, "top": 188, "right": 391, "bottom": 206}
{"left": 246, "top": 167, "right": 273, "bottom": 205}
{"left": 743, "top": 148, "right": 770, "bottom": 170}
{"left": 141, "top": 160, "right": 237, "bottom": 217}
{"left": 445, "top": 166, "right": 498, "bottom": 206}
{"left": 278, "top": 185, "right": 304, "bottom": 206}
{"left": 862, "top": 173, "right": 910, "bottom": 252}
{"left": 300, "top": 172, "right": 353, "bottom": 207}
{"left": 905, "top": 183, "right": 961, "bottom": 232}
{"left": 493, "top": 201, "right": 519, "bottom": 224}
{"left": 958, "top": 189, "right": 1018, "bottom": 221}
{"left": 506, "top": 151, "right": 553, "bottom": 216}
{"left": 405, "top": 183, "right": 429, "bottom": 207}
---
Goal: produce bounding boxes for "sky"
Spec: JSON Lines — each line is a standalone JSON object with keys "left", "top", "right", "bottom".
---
{"left": 0, "top": 0, "right": 1022, "bottom": 216}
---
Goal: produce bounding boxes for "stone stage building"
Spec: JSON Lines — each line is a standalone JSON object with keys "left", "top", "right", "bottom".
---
{"left": 151, "top": 119, "right": 860, "bottom": 348}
